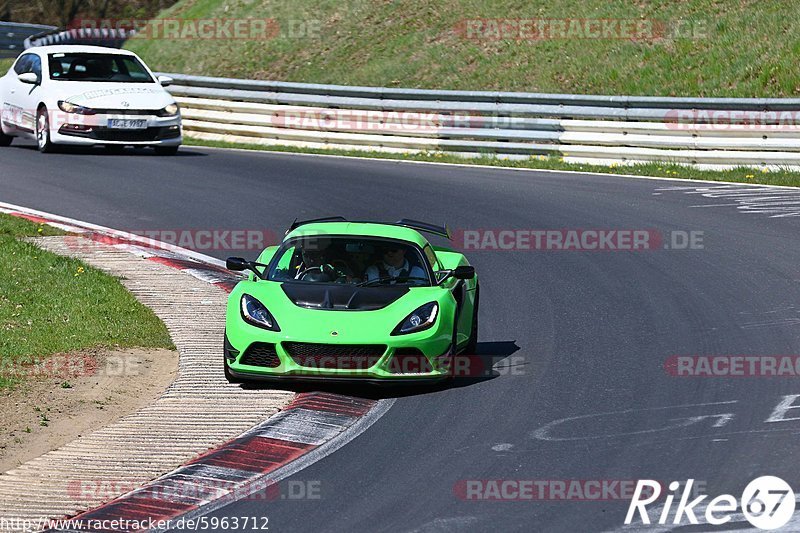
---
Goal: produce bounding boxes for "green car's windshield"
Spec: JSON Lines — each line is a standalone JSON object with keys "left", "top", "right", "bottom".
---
{"left": 268, "top": 236, "right": 432, "bottom": 286}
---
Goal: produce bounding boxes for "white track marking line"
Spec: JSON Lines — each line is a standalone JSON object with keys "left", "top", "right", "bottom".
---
{"left": 656, "top": 184, "right": 800, "bottom": 218}
{"left": 0, "top": 201, "right": 226, "bottom": 268}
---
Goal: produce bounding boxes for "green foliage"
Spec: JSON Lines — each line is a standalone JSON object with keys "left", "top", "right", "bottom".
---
{"left": 128, "top": 0, "right": 799, "bottom": 97}
{"left": 0, "top": 214, "right": 173, "bottom": 389}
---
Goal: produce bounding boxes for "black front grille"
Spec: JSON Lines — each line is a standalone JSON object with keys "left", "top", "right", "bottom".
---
{"left": 240, "top": 342, "right": 281, "bottom": 368}
{"left": 94, "top": 109, "right": 163, "bottom": 115}
{"left": 59, "top": 126, "right": 180, "bottom": 142}
{"left": 283, "top": 342, "right": 386, "bottom": 369}
{"left": 95, "top": 128, "right": 162, "bottom": 141}
{"left": 388, "top": 348, "right": 434, "bottom": 374}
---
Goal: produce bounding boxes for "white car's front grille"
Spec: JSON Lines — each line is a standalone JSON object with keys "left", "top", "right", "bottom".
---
{"left": 92, "top": 109, "right": 162, "bottom": 115}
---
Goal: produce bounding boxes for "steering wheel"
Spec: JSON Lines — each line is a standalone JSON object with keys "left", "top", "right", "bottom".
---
{"left": 330, "top": 260, "right": 354, "bottom": 277}
{"left": 299, "top": 264, "right": 352, "bottom": 283}
{"left": 298, "top": 266, "right": 328, "bottom": 281}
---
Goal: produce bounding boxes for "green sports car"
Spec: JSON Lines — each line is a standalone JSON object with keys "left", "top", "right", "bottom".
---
{"left": 223, "top": 217, "right": 479, "bottom": 383}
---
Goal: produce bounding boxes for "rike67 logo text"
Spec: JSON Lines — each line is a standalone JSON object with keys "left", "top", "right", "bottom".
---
{"left": 625, "top": 477, "right": 795, "bottom": 530}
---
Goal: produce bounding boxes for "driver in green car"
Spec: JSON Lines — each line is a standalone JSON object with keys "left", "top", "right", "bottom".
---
{"left": 273, "top": 243, "right": 357, "bottom": 283}
{"left": 365, "top": 245, "right": 427, "bottom": 284}
{"left": 296, "top": 248, "right": 347, "bottom": 282}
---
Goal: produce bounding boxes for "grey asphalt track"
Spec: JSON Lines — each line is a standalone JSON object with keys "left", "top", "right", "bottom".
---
{"left": 2, "top": 142, "right": 800, "bottom": 532}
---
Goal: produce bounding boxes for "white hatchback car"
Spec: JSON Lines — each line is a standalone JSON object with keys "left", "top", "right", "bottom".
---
{"left": 0, "top": 45, "right": 181, "bottom": 154}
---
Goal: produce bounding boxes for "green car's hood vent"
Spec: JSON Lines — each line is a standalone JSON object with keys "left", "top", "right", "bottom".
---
{"left": 280, "top": 283, "right": 409, "bottom": 311}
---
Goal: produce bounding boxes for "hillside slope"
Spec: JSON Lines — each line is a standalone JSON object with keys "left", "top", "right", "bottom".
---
{"left": 126, "top": 0, "right": 800, "bottom": 97}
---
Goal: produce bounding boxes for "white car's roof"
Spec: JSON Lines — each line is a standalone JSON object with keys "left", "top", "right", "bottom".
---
{"left": 24, "top": 45, "right": 137, "bottom": 56}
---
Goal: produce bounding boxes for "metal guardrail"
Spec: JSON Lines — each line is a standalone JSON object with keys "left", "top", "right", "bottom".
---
{"left": 0, "top": 68, "right": 683, "bottom": 167}
{"left": 162, "top": 73, "right": 800, "bottom": 169}
{"left": 0, "top": 22, "right": 56, "bottom": 58}
{"left": 0, "top": 21, "right": 129, "bottom": 59}
{"left": 24, "top": 27, "right": 132, "bottom": 49}
{"left": 165, "top": 74, "right": 800, "bottom": 111}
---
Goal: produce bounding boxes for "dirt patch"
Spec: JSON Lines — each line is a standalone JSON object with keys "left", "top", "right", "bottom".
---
{"left": 0, "top": 347, "right": 178, "bottom": 473}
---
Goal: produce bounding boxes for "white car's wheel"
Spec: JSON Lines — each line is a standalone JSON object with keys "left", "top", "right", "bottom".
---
{"left": 104, "top": 145, "right": 126, "bottom": 154}
{"left": 36, "top": 107, "right": 55, "bottom": 153}
{"left": 0, "top": 123, "right": 12, "bottom": 147}
{"left": 154, "top": 145, "right": 179, "bottom": 156}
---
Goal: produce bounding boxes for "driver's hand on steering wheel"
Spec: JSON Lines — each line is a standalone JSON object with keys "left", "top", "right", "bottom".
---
{"left": 318, "top": 264, "right": 346, "bottom": 282}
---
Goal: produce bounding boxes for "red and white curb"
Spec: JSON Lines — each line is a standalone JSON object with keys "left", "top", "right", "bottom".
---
{"left": 50, "top": 392, "right": 390, "bottom": 532}
{"left": 0, "top": 203, "right": 241, "bottom": 294}
{"left": 0, "top": 202, "right": 395, "bottom": 531}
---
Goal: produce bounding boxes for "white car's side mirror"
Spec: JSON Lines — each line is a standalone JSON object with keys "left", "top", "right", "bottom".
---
{"left": 158, "top": 75, "right": 173, "bottom": 87}
{"left": 17, "top": 72, "right": 39, "bottom": 85}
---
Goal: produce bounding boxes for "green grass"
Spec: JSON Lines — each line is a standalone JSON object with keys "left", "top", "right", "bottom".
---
{"left": 186, "top": 137, "right": 800, "bottom": 187}
{"left": 0, "top": 58, "right": 13, "bottom": 73}
{"left": 0, "top": 214, "right": 174, "bottom": 389}
{"left": 128, "top": 0, "right": 800, "bottom": 97}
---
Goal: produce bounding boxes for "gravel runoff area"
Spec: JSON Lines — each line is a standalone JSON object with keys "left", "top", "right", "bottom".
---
{"left": 0, "top": 235, "right": 293, "bottom": 527}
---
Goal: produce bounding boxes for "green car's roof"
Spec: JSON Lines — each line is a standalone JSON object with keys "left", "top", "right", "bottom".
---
{"left": 285, "top": 222, "right": 430, "bottom": 247}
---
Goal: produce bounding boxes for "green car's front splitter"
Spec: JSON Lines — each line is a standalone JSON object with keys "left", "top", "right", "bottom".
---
{"left": 224, "top": 330, "right": 455, "bottom": 384}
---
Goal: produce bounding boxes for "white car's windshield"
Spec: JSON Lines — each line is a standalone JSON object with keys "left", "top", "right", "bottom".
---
{"left": 48, "top": 53, "right": 154, "bottom": 83}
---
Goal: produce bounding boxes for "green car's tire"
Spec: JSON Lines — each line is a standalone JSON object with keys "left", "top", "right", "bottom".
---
{"left": 465, "top": 284, "right": 479, "bottom": 355}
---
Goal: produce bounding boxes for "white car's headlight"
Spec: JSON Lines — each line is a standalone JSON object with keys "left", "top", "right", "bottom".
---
{"left": 58, "top": 100, "right": 95, "bottom": 115}
{"left": 157, "top": 103, "right": 179, "bottom": 117}
{"left": 392, "top": 302, "right": 438, "bottom": 335}
{"left": 240, "top": 294, "right": 280, "bottom": 331}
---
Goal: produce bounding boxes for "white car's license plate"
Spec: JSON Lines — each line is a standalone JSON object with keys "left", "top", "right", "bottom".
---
{"left": 108, "top": 119, "right": 147, "bottom": 130}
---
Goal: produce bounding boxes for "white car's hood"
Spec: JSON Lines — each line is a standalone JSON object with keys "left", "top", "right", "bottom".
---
{"left": 57, "top": 81, "right": 174, "bottom": 110}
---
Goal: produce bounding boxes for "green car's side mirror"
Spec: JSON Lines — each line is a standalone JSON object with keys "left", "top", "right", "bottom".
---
{"left": 226, "top": 257, "right": 269, "bottom": 279}
{"left": 226, "top": 257, "right": 250, "bottom": 271}
{"left": 437, "top": 265, "right": 475, "bottom": 284}
{"left": 453, "top": 265, "right": 475, "bottom": 280}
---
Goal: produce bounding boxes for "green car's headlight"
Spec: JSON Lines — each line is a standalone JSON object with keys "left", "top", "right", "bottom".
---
{"left": 240, "top": 294, "right": 280, "bottom": 331}
{"left": 392, "top": 302, "right": 438, "bottom": 335}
